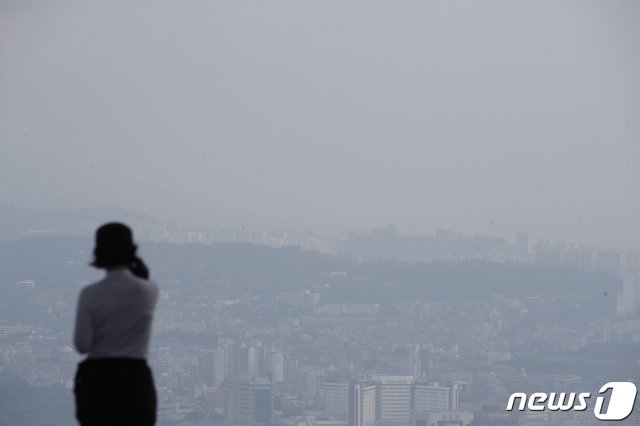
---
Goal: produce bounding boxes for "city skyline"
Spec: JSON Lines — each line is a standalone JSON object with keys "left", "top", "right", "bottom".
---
{"left": 0, "top": 234, "right": 637, "bottom": 425}
{"left": 0, "top": 202, "right": 637, "bottom": 252}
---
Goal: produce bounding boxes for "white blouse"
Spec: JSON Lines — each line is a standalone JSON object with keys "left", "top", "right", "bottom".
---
{"left": 73, "top": 268, "right": 159, "bottom": 359}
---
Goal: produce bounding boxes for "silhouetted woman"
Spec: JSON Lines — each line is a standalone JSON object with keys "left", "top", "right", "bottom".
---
{"left": 73, "top": 223, "right": 159, "bottom": 426}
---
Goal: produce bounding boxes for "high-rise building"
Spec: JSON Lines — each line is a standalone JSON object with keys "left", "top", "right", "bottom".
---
{"left": 284, "top": 357, "right": 298, "bottom": 385}
{"left": 594, "top": 250, "right": 621, "bottom": 277}
{"left": 227, "top": 342, "right": 265, "bottom": 382}
{"left": 617, "top": 278, "right": 640, "bottom": 315}
{"left": 370, "top": 374, "right": 413, "bottom": 425}
{"left": 323, "top": 381, "right": 376, "bottom": 426}
{"left": 409, "top": 344, "right": 420, "bottom": 379}
{"left": 413, "top": 382, "right": 450, "bottom": 412}
{"left": 222, "top": 342, "right": 236, "bottom": 381}
{"left": 212, "top": 347, "right": 225, "bottom": 387}
{"left": 198, "top": 352, "right": 215, "bottom": 386}
{"left": 266, "top": 346, "right": 285, "bottom": 384}
{"left": 238, "top": 344, "right": 251, "bottom": 381}
{"left": 450, "top": 383, "right": 460, "bottom": 411}
{"left": 417, "top": 347, "right": 432, "bottom": 379}
{"left": 324, "top": 382, "right": 349, "bottom": 420}
{"left": 349, "top": 382, "right": 376, "bottom": 426}
{"left": 621, "top": 251, "right": 640, "bottom": 280}
{"left": 303, "top": 368, "right": 324, "bottom": 398}
{"left": 223, "top": 377, "right": 272, "bottom": 426}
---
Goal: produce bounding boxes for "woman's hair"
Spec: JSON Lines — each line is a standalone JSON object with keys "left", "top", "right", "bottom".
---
{"left": 91, "top": 222, "right": 150, "bottom": 279}
{"left": 129, "top": 256, "right": 150, "bottom": 280}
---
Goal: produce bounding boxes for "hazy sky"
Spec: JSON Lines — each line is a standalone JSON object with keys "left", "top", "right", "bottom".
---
{"left": 1, "top": 1, "right": 639, "bottom": 245}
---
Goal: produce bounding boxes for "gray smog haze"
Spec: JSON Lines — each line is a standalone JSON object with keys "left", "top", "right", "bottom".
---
{"left": 1, "top": 1, "right": 639, "bottom": 246}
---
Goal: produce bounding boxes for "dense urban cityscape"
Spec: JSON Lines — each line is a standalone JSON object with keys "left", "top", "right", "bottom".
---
{"left": 1, "top": 212, "right": 639, "bottom": 425}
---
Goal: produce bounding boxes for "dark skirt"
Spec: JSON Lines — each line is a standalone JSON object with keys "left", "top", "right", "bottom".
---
{"left": 74, "top": 358, "right": 157, "bottom": 426}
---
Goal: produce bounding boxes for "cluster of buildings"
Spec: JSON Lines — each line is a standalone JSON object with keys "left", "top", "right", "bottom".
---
{"left": 1, "top": 232, "right": 639, "bottom": 425}
{"left": 321, "top": 377, "right": 463, "bottom": 426}
{"left": 141, "top": 277, "right": 639, "bottom": 425}
{"left": 167, "top": 340, "right": 468, "bottom": 426}
{"left": 534, "top": 240, "right": 640, "bottom": 315}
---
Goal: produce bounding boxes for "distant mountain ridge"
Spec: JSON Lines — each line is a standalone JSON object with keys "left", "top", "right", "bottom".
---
{"left": 0, "top": 235, "right": 621, "bottom": 306}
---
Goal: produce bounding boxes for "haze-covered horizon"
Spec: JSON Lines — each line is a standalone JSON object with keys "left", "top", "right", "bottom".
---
{"left": 0, "top": 202, "right": 636, "bottom": 253}
{"left": 2, "top": 1, "right": 639, "bottom": 246}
